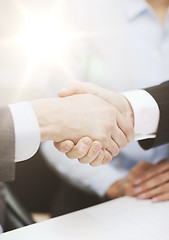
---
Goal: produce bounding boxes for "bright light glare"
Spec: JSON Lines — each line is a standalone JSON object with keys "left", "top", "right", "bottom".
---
{"left": 18, "top": 16, "right": 77, "bottom": 65}
{"left": 0, "top": 1, "right": 87, "bottom": 102}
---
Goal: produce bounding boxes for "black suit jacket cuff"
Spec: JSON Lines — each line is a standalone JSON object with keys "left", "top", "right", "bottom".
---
{"left": 139, "top": 81, "right": 169, "bottom": 150}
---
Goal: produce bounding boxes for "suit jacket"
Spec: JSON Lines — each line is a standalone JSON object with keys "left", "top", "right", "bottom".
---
{"left": 0, "top": 183, "right": 5, "bottom": 229}
{"left": 0, "top": 106, "right": 15, "bottom": 182}
{"left": 139, "top": 81, "right": 169, "bottom": 150}
{"left": 0, "top": 106, "right": 15, "bottom": 229}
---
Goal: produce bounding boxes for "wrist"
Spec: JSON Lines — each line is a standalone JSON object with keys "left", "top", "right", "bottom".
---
{"left": 121, "top": 94, "right": 134, "bottom": 125}
{"left": 30, "top": 99, "right": 63, "bottom": 142}
{"left": 111, "top": 92, "right": 134, "bottom": 126}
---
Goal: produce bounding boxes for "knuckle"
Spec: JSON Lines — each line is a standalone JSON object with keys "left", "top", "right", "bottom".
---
{"left": 53, "top": 142, "right": 61, "bottom": 151}
{"left": 54, "top": 142, "right": 66, "bottom": 152}
{"left": 82, "top": 137, "right": 92, "bottom": 145}
{"left": 62, "top": 145, "right": 71, "bottom": 153}
{"left": 93, "top": 141, "right": 102, "bottom": 150}
{"left": 90, "top": 161, "right": 99, "bottom": 167}
{"left": 90, "top": 147, "right": 99, "bottom": 156}
{"left": 66, "top": 152, "right": 74, "bottom": 159}
{"left": 78, "top": 157, "right": 88, "bottom": 164}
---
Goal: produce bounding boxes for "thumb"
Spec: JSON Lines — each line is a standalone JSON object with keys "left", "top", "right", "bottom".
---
{"left": 58, "top": 81, "right": 88, "bottom": 98}
{"left": 58, "top": 81, "right": 98, "bottom": 98}
{"left": 58, "top": 87, "right": 77, "bottom": 98}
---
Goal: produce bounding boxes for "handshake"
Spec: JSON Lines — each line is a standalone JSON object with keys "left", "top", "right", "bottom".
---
{"left": 31, "top": 82, "right": 135, "bottom": 166}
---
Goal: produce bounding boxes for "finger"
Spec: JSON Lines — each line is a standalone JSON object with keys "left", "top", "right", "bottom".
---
{"left": 106, "top": 179, "right": 125, "bottom": 199}
{"left": 137, "top": 182, "right": 169, "bottom": 200}
{"left": 152, "top": 192, "right": 169, "bottom": 203}
{"left": 89, "top": 149, "right": 104, "bottom": 167}
{"left": 66, "top": 137, "right": 93, "bottom": 159}
{"left": 128, "top": 161, "right": 153, "bottom": 181}
{"left": 58, "top": 87, "right": 77, "bottom": 98}
{"left": 54, "top": 140, "right": 74, "bottom": 153}
{"left": 111, "top": 124, "right": 128, "bottom": 149}
{"left": 58, "top": 81, "right": 93, "bottom": 98}
{"left": 134, "top": 160, "right": 169, "bottom": 185}
{"left": 58, "top": 81, "right": 79, "bottom": 98}
{"left": 78, "top": 141, "right": 102, "bottom": 164}
{"left": 102, "top": 150, "right": 113, "bottom": 165}
{"left": 116, "top": 111, "right": 135, "bottom": 143}
{"left": 106, "top": 139, "right": 119, "bottom": 158}
{"left": 134, "top": 171, "right": 169, "bottom": 194}
{"left": 124, "top": 162, "right": 153, "bottom": 195}
{"left": 136, "top": 161, "right": 153, "bottom": 170}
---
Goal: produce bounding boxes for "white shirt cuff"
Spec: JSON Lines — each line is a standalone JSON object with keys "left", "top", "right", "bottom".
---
{"left": 122, "top": 90, "right": 160, "bottom": 141}
{"left": 9, "top": 102, "right": 40, "bottom": 162}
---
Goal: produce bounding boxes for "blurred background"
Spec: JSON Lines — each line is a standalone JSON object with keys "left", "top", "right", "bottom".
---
{"left": 1, "top": 0, "right": 169, "bottom": 232}
{"left": 0, "top": 0, "right": 139, "bottom": 106}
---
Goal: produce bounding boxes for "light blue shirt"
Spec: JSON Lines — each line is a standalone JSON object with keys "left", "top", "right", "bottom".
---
{"left": 42, "top": 0, "right": 169, "bottom": 197}
{"left": 68, "top": 0, "right": 169, "bottom": 194}
{"left": 111, "top": 0, "right": 169, "bottom": 173}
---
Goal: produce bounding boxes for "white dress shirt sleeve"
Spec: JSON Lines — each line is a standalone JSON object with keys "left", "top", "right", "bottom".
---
{"left": 9, "top": 102, "right": 40, "bottom": 162}
{"left": 122, "top": 90, "right": 160, "bottom": 140}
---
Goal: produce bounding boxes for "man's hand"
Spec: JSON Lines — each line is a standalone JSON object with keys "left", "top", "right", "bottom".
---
{"left": 58, "top": 81, "right": 135, "bottom": 139}
{"left": 107, "top": 159, "right": 169, "bottom": 203}
{"left": 134, "top": 159, "right": 169, "bottom": 202}
{"left": 55, "top": 81, "right": 135, "bottom": 166}
{"left": 106, "top": 161, "right": 153, "bottom": 199}
{"left": 54, "top": 137, "right": 105, "bottom": 167}
{"left": 31, "top": 94, "right": 128, "bottom": 165}
{"left": 58, "top": 81, "right": 135, "bottom": 136}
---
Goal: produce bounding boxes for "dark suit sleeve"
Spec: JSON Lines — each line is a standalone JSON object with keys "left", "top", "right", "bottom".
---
{"left": 139, "top": 81, "right": 169, "bottom": 150}
{"left": 0, "top": 183, "right": 6, "bottom": 228}
{"left": 0, "top": 106, "right": 15, "bottom": 181}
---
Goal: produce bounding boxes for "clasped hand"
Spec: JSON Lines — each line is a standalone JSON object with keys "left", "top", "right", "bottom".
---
{"left": 53, "top": 81, "right": 135, "bottom": 166}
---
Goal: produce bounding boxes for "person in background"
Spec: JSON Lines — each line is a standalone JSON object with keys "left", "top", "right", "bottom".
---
{"left": 0, "top": 91, "right": 134, "bottom": 233}
{"left": 0, "top": 0, "right": 169, "bottom": 230}
{"left": 42, "top": 0, "right": 169, "bottom": 204}
{"left": 58, "top": 79, "right": 169, "bottom": 202}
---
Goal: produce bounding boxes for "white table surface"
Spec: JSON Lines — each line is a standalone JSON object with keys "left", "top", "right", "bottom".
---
{"left": 1, "top": 196, "right": 169, "bottom": 240}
